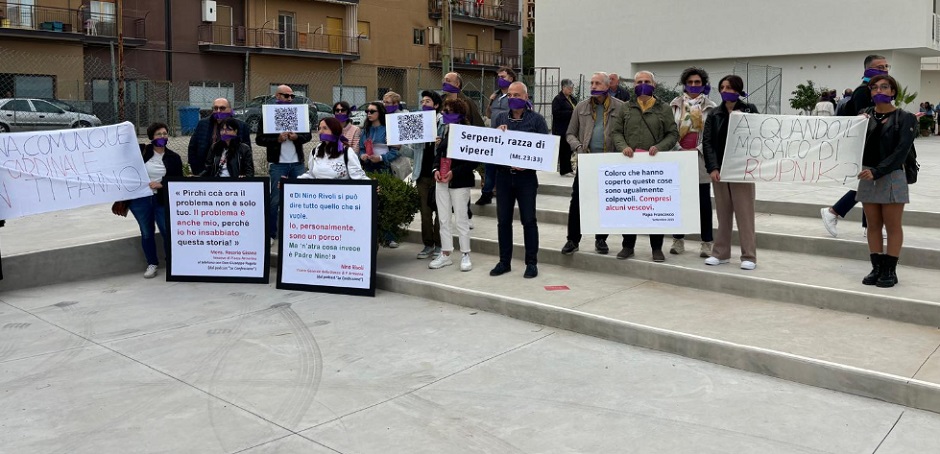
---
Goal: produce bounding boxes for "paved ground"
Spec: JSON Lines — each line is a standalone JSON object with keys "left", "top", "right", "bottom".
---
{"left": 3, "top": 273, "right": 940, "bottom": 453}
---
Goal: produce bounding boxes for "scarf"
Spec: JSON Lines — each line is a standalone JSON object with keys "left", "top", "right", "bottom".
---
{"left": 677, "top": 94, "right": 707, "bottom": 148}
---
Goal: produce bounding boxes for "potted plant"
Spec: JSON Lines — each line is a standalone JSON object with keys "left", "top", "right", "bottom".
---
{"left": 918, "top": 114, "right": 935, "bottom": 137}
{"left": 369, "top": 171, "right": 420, "bottom": 247}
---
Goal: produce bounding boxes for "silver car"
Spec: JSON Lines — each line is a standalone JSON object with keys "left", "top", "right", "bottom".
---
{"left": 0, "top": 98, "right": 103, "bottom": 133}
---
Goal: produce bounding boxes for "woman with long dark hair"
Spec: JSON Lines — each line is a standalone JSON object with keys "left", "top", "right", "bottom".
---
{"left": 856, "top": 74, "right": 915, "bottom": 288}
{"left": 358, "top": 101, "right": 400, "bottom": 173}
{"left": 298, "top": 117, "right": 368, "bottom": 180}
{"left": 200, "top": 117, "right": 254, "bottom": 178}
{"left": 703, "top": 75, "right": 759, "bottom": 271}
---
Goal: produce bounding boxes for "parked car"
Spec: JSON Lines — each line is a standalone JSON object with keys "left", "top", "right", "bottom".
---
{"left": 0, "top": 98, "right": 102, "bottom": 133}
{"left": 233, "top": 95, "right": 332, "bottom": 133}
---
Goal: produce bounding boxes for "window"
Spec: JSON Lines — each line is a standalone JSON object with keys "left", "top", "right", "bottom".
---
{"left": 189, "top": 81, "right": 235, "bottom": 110}
{"left": 332, "top": 85, "right": 366, "bottom": 108}
{"left": 32, "top": 100, "right": 64, "bottom": 114}
{"left": 90, "top": 1, "right": 115, "bottom": 35}
{"left": 357, "top": 21, "right": 370, "bottom": 40}
{"left": 494, "top": 39, "right": 502, "bottom": 52}
{"left": 278, "top": 12, "right": 296, "bottom": 49}
{"left": 413, "top": 28, "right": 425, "bottom": 46}
{"left": 14, "top": 74, "right": 53, "bottom": 98}
{"left": 2, "top": 100, "right": 32, "bottom": 112}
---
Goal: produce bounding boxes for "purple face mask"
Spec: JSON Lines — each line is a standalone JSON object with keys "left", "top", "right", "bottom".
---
{"left": 442, "top": 113, "right": 463, "bottom": 124}
{"left": 720, "top": 92, "right": 740, "bottom": 103}
{"left": 442, "top": 83, "right": 461, "bottom": 93}
{"left": 275, "top": 98, "right": 292, "bottom": 105}
{"left": 872, "top": 93, "right": 894, "bottom": 104}
{"left": 508, "top": 97, "right": 528, "bottom": 110}
{"left": 497, "top": 77, "right": 512, "bottom": 89}
{"left": 634, "top": 84, "right": 655, "bottom": 97}
{"left": 685, "top": 85, "right": 705, "bottom": 95}
{"left": 334, "top": 113, "right": 349, "bottom": 123}
{"left": 221, "top": 133, "right": 237, "bottom": 141}
{"left": 864, "top": 68, "right": 888, "bottom": 81}
{"left": 213, "top": 111, "right": 232, "bottom": 121}
{"left": 590, "top": 90, "right": 608, "bottom": 98}
{"left": 152, "top": 138, "right": 168, "bottom": 148}
{"left": 385, "top": 104, "right": 399, "bottom": 114}
{"left": 422, "top": 104, "right": 436, "bottom": 111}
{"left": 319, "top": 133, "right": 345, "bottom": 152}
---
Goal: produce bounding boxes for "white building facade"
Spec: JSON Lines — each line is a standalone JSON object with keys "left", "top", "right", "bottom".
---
{"left": 535, "top": 0, "right": 940, "bottom": 113}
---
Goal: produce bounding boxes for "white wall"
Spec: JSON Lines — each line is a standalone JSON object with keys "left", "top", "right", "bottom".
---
{"left": 536, "top": 0, "right": 940, "bottom": 113}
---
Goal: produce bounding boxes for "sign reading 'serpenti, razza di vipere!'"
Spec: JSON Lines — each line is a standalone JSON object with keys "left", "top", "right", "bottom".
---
{"left": 720, "top": 112, "right": 868, "bottom": 185}
{"left": 446, "top": 124, "right": 559, "bottom": 172}
{"left": 0, "top": 122, "right": 153, "bottom": 219}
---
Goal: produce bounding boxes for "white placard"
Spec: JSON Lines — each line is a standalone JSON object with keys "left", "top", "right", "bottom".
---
{"left": 262, "top": 104, "right": 311, "bottom": 134}
{"left": 446, "top": 124, "right": 559, "bottom": 172}
{"left": 720, "top": 112, "right": 867, "bottom": 184}
{"left": 0, "top": 122, "right": 153, "bottom": 219}
{"left": 386, "top": 110, "right": 438, "bottom": 145}
{"left": 277, "top": 180, "right": 377, "bottom": 297}
{"left": 578, "top": 152, "right": 700, "bottom": 234}
{"left": 166, "top": 178, "right": 269, "bottom": 283}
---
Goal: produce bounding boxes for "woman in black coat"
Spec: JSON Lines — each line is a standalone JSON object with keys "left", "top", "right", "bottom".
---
{"left": 200, "top": 117, "right": 254, "bottom": 178}
{"left": 552, "top": 79, "right": 577, "bottom": 176}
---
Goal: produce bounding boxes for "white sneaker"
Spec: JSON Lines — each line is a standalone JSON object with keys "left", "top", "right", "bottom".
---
{"left": 704, "top": 256, "right": 730, "bottom": 266}
{"left": 820, "top": 208, "right": 838, "bottom": 237}
{"left": 460, "top": 253, "right": 472, "bottom": 271}
{"left": 741, "top": 260, "right": 757, "bottom": 270}
{"left": 144, "top": 264, "right": 158, "bottom": 279}
{"left": 429, "top": 254, "right": 453, "bottom": 269}
{"left": 388, "top": 240, "right": 400, "bottom": 249}
{"left": 669, "top": 238, "right": 684, "bottom": 254}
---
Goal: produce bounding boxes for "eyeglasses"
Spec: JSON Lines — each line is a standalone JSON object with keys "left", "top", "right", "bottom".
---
{"left": 334, "top": 108, "right": 347, "bottom": 113}
{"left": 365, "top": 110, "right": 379, "bottom": 114}
{"left": 153, "top": 131, "right": 169, "bottom": 137}
{"left": 871, "top": 64, "right": 891, "bottom": 71}
{"left": 869, "top": 83, "right": 893, "bottom": 92}
{"left": 277, "top": 93, "right": 295, "bottom": 99}
{"left": 211, "top": 106, "right": 228, "bottom": 111}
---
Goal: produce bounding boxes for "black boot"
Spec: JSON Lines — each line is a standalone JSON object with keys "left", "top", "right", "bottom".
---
{"left": 862, "top": 253, "right": 882, "bottom": 286}
{"left": 876, "top": 255, "right": 899, "bottom": 288}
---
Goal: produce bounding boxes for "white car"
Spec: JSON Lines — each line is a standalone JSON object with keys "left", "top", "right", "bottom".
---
{"left": 0, "top": 98, "right": 103, "bottom": 133}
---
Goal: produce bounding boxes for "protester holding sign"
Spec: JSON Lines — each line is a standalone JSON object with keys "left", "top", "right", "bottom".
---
{"left": 609, "top": 70, "right": 679, "bottom": 262}
{"left": 200, "top": 118, "right": 254, "bottom": 179}
{"left": 298, "top": 118, "right": 368, "bottom": 181}
{"left": 490, "top": 82, "right": 549, "bottom": 279}
{"left": 703, "top": 75, "right": 759, "bottom": 271}
{"left": 333, "top": 101, "right": 362, "bottom": 152}
{"left": 856, "top": 74, "right": 915, "bottom": 288}
{"left": 669, "top": 67, "right": 718, "bottom": 258}
{"left": 429, "top": 98, "right": 477, "bottom": 272}
{"left": 560, "top": 71, "right": 625, "bottom": 257}
{"left": 130, "top": 122, "right": 183, "bottom": 278}
{"left": 404, "top": 90, "right": 445, "bottom": 260}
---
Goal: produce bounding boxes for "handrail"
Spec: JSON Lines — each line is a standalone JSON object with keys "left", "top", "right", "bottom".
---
{"left": 197, "top": 24, "right": 360, "bottom": 55}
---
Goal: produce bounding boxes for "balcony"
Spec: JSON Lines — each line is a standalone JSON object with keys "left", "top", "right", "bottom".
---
{"left": 429, "top": 45, "right": 520, "bottom": 71}
{"left": 0, "top": 2, "right": 146, "bottom": 46}
{"left": 197, "top": 24, "right": 360, "bottom": 60}
{"left": 428, "top": 0, "right": 521, "bottom": 30}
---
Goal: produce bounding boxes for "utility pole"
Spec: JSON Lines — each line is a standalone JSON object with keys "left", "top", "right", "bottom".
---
{"left": 441, "top": 0, "right": 451, "bottom": 74}
{"left": 117, "top": 0, "right": 125, "bottom": 122}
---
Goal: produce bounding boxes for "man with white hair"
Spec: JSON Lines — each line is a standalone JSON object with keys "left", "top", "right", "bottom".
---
{"left": 609, "top": 73, "right": 631, "bottom": 102}
{"left": 490, "top": 81, "right": 549, "bottom": 279}
{"left": 560, "top": 72, "right": 625, "bottom": 256}
{"left": 610, "top": 70, "right": 679, "bottom": 262}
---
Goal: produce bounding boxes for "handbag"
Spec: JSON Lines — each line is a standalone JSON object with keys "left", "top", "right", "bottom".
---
{"left": 390, "top": 155, "right": 414, "bottom": 181}
{"left": 111, "top": 201, "right": 129, "bottom": 217}
{"left": 905, "top": 144, "right": 919, "bottom": 184}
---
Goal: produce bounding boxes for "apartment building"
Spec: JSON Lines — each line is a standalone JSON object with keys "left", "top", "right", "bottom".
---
{"left": 0, "top": 0, "right": 522, "bottom": 121}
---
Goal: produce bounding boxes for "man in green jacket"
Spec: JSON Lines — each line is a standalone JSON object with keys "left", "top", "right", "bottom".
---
{"left": 609, "top": 70, "right": 679, "bottom": 262}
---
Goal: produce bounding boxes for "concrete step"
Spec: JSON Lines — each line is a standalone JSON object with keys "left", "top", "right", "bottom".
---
{"left": 376, "top": 246, "right": 940, "bottom": 415}
{"left": 470, "top": 192, "right": 940, "bottom": 269}
{"left": 405, "top": 216, "right": 940, "bottom": 328}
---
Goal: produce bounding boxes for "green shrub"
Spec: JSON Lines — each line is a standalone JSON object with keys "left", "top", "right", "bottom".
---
{"left": 369, "top": 172, "right": 420, "bottom": 247}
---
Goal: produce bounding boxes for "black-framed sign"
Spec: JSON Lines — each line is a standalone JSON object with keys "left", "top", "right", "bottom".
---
{"left": 276, "top": 179, "right": 377, "bottom": 297}
{"left": 165, "top": 177, "right": 270, "bottom": 284}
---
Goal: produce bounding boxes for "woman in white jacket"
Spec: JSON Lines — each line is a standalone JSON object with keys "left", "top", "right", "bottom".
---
{"left": 298, "top": 117, "right": 369, "bottom": 180}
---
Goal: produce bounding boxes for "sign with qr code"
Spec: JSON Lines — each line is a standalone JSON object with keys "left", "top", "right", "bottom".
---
{"left": 446, "top": 124, "right": 559, "bottom": 172}
{"left": 386, "top": 110, "right": 438, "bottom": 145}
{"left": 262, "top": 104, "right": 311, "bottom": 134}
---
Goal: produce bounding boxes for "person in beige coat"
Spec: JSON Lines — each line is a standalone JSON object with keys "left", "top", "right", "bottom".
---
{"left": 560, "top": 72, "right": 625, "bottom": 256}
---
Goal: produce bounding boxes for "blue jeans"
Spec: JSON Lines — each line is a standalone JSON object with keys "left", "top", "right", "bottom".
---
{"left": 481, "top": 164, "right": 497, "bottom": 195}
{"left": 269, "top": 162, "right": 306, "bottom": 239}
{"left": 129, "top": 195, "right": 168, "bottom": 266}
{"left": 496, "top": 169, "right": 539, "bottom": 265}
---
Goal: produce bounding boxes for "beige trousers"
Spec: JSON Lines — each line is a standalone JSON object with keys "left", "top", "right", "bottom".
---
{"left": 711, "top": 181, "right": 757, "bottom": 262}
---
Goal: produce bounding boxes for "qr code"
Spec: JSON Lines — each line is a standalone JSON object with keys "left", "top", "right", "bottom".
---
{"left": 396, "top": 113, "right": 424, "bottom": 142}
{"left": 274, "top": 107, "right": 299, "bottom": 132}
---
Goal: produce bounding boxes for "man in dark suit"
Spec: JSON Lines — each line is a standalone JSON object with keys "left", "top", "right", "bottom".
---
{"left": 609, "top": 73, "right": 631, "bottom": 102}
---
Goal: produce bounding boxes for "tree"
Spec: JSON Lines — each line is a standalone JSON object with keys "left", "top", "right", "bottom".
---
{"left": 789, "top": 80, "right": 819, "bottom": 114}
{"left": 522, "top": 34, "right": 534, "bottom": 76}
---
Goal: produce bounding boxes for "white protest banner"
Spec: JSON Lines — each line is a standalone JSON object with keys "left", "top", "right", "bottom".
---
{"left": 166, "top": 178, "right": 270, "bottom": 283}
{"left": 446, "top": 124, "right": 559, "bottom": 172}
{"left": 387, "top": 110, "right": 438, "bottom": 145}
{"left": 0, "top": 122, "right": 152, "bottom": 219}
{"left": 262, "top": 103, "right": 311, "bottom": 134}
{"left": 277, "top": 180, "right": 377, "bottom": 297}
{"left": 578, "top": 152, "right": 700, "bottom": 234}
{"left": 720, "top": 112, "right": 867, "bottom": 185}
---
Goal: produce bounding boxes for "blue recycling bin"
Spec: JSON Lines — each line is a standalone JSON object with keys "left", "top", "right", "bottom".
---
{"left": 178, "top": 106, "right": 201, "bottom": 135}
